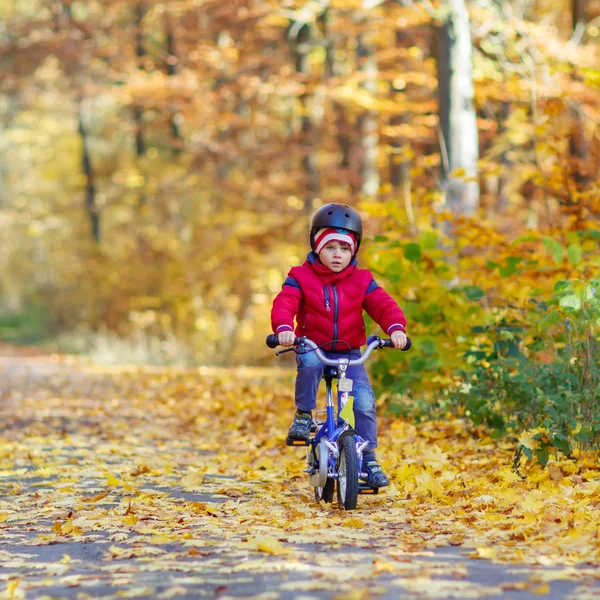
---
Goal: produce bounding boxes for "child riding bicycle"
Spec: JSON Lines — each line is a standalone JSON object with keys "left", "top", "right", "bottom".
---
{"left": 271, "top": 203, "right": 408, "bottom": 488}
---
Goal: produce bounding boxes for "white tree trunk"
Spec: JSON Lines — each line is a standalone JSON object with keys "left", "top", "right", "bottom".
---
{"left": 360, "top": 50, "right": 380, "bottom": 198}
{"left": 440, "top": 0, "right": 480, "bottom": 216}
{"left": 357, "top": 4, "right": 380, "bottom": 199}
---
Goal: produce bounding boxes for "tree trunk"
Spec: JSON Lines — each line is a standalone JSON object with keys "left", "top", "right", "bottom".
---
{"left": 134, "top": 2, "right": 148, "bottom": 209}
{"left": 294, "top": 23, "right": 319, "bottom": 214}
{"left": 357, "top": 31, "right": 380, "bottom": 198}
{"left": 51, "top": 0, "right": 71, "bottom": 31}
{"left": 569, "top": 0, "right": 588, "bottom": 188}
{"left": 77, "top": 104, "right": 100, "bottom": 243}
{"left": 497, "top": 100, "right": 511, "bottom": 213}
{"left": 572, "top": 0, "right": 587, "bottom": 32}
{"left": 319, "top": 8, "right": 356, "bottom": 195}
{"left": 164, "top": 10, "right": 183, "bottom": 154}
{"left": 435, "top": 0, "right": 479, "bottom": 217}
{"left": 390, "top": 28, "right": 415, "bottom": 232}
{"left": 134, "top": 3, "right": 147, "bottom": 159}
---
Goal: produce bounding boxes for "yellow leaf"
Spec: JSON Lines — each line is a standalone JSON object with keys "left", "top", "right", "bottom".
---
{"left": 150, "top": 534, "right": 175, "bottom": 545}
{"left": 253, "top": 537, "right": 289, "bottom": 555}
{"left": 393, "top": 461, "right": 417, "bottom": 483}
{"left": 62, "top": 518, "right": 74, "bottom": 535}
{"left": 107, "top": 474, "right": 120, "bottom": 487}
{"left": 342, "top": 517, "right": 365, "bottom": 529}
{"left": 372, "top": 558, "right": 395, "bottom": 574}
{"left": 518, "top": 430, "right": 538, "bottom": 450}
{"left": 532, "top": 582, "right": 551, "bottom": 594}
{"left": 497, "top": 467, "right": 524, "bottom": 483}
{"left": 471, "top": 547, "right": 497, "bottom": 560}
{"left": 125, "top": 514, "right": 139, "bottom": 525}
{"left": 7, "top": 578, "right": 21, "bottom": 598}
{"left": 82, "top": 489, "right": 110, "bottom": 503}
{"left": 547, "top": 462, "right": 563, "bottom": 481}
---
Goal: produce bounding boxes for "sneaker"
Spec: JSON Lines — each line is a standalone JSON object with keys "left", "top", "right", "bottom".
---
{"left": 287, "top": 411, "right": 312, "bottom": 441}
{"left": 363, "top": 460, "right": 389, "bottom": 488}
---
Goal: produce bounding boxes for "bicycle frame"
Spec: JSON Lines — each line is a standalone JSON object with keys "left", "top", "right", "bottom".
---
{"left": 298, "top": 340, "right": 376, "bottom": 482}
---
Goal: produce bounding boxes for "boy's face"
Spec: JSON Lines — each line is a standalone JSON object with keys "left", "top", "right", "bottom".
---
{"left": 318, "top": 241, "right": 353, "bottom": 273}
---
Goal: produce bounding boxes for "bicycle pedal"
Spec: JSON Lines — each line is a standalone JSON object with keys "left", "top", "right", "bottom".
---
{"left": 358, "top": 483, "right": 379, "bottom": 495}
{"left": 286, "top": 437, "right": 310, "bottom": 447}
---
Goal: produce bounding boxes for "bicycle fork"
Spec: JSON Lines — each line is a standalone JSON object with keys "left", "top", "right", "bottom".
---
{"left": 324, "top": 372, "right": 370, "bottom": 479}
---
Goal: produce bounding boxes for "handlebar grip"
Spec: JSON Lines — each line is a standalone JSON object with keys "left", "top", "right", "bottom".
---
{"left": 367, "top": 335, "right": 412, "bottom": 351}
{"left": 266, "top": 334, "right": 279, "bottom": 348}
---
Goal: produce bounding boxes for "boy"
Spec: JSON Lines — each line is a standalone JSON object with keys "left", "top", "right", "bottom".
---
{"left": 271, "top": 203, "right": 407, "bottom": 488}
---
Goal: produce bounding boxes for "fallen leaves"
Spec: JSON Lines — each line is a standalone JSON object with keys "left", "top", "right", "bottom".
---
{"left": 1, "top": 357, "right": 600, "bottom": 600}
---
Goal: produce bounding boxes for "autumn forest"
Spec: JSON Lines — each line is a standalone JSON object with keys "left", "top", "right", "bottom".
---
{"left": 1, "top": 0, "right": 600, "bottom": 452}
{"left": 2, "top": 2, "right": 600, "bottom": 596}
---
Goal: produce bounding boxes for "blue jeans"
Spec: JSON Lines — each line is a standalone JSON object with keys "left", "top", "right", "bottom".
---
{"left": 294, "top": 349, "right": 378, "bottom": 451}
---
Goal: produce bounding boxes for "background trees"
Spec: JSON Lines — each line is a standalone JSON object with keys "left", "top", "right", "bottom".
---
{"left": 0, "top": 0, "right": 598, "bottom": 368}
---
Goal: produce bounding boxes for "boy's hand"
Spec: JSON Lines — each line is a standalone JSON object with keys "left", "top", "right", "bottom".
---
{"left": 278, "top": 331, "right": 296, "bottom": 347}
{"left": 390, "top": 330, "right": 407, "bottom": 350}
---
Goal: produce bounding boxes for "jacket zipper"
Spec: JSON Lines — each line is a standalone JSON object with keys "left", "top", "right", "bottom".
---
{"left": 332, "top": 284, "right": 339, "bottom": 351}
{"left": 324, "top": 286, "right": 330, "bottom": 312}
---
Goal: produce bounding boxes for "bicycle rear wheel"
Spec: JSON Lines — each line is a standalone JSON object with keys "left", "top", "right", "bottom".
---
{"left": 336, "top": 435, "right": 358, "bottom": 510}
{"left": 315, "top": 477, "right": 334, "bottom": 503}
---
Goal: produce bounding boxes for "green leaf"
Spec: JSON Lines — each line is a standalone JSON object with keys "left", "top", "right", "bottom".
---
{"left": 419, "top": 231, "right": 439, "bottom": 250}
{"left": 567, "top": 244, "right": 582, "bottom": 265}
{"left": 553, "top": 280, "right": 570, "bottom": 293}
{"left": 403, "top": 243, "right": 421, "bottom": 262}
{"left": 535, "top": 445, "right": 549, "bottom": 466}
{"left": 543, "top": 237, "right": 564, "bottom": 264}
{"left": 559, "top": 294, "right": 582, "bottom": 311}
{"left": 463, "top": 286, "right": 484, "bottom": 301}
{"left": 499, "top": 257, "right": 523, "bottom": 278}
{"left": 512, "top": 234, "right": 539, "bottom": 245}
{"left": 499, "top": 264, "right": 518, "bottom": 277}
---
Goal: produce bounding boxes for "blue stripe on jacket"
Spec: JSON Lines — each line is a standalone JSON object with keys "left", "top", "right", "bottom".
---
{"left": 366, "top": 279, "right": 379, "bottom": 295}
{"left": 283, "top": 276, "right": 301, "bottom": 290}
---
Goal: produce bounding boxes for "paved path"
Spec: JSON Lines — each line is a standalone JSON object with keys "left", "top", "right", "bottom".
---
{"left": 1, "top": 352, "right": 598, "bottom": 599}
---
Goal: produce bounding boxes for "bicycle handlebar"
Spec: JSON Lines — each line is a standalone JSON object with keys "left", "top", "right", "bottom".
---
{"left": 265, "top": 334, "right": 411, "bottom": 366}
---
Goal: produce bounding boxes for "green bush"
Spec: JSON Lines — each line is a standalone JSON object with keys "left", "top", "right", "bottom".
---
{"left": 0, "top": 304, "right": 53, "bottom": 344}
{"left": 449, "top": 276, "right": 600, "bottom": 463}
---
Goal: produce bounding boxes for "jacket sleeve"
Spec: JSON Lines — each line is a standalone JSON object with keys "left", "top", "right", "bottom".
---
{"left": 271, "top": 273, "right": 303, "bottom": 334}
{"left": 362, "top": 277, "right": 406, "bottom": 335}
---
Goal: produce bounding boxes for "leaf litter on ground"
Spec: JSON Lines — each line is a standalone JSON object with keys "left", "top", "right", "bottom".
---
{"left": 1, "top": 353, "right": 600, "bottom": 599}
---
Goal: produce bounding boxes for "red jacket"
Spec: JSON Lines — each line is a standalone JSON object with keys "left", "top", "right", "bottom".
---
{"left": 271, "top": 253, "right": 406, "bottom": 351}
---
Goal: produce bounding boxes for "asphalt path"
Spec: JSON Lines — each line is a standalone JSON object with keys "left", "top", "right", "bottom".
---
{"left": 1, "top": 535, "right": 599, "bottom": 599}
{"left": 1, "top": 352, "right": 599, "bottom": 599}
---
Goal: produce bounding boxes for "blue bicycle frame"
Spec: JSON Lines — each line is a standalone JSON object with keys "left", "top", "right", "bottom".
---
{"left": 298, "top": 340, "right": 375, "bottom": 484}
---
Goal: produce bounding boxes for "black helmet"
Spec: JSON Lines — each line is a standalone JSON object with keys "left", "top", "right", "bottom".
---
{"left": 309, "top": 203, "right": 363, "bottom": 254}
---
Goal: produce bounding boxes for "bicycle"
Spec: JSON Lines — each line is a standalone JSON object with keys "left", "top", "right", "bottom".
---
{"left": 266, "top": 334, "right": 412, "bottom": 510}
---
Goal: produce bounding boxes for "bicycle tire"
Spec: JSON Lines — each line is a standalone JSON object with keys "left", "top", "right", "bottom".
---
{"left": 315, "top": 477, "right": 334, "bottom": 503}
{"left": 336, "top": 435, "right": 359, "bottom": 510}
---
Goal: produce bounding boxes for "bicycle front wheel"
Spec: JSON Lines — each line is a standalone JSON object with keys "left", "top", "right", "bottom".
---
{"left": 336, "top": 435, "right": 358, "bottom": 510}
